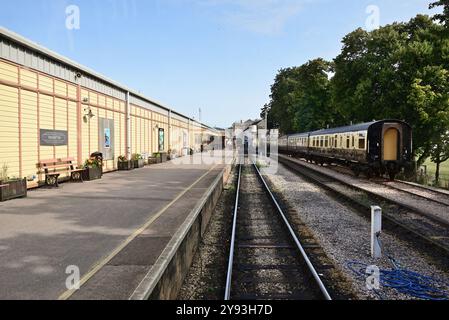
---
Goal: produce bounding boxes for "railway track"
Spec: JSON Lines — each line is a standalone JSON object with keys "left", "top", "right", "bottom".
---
{"left": 308, "top": 156, "right": 449, "bottom": 207}
{"left": 224, "top": 162, "right": 331, "bottom": 300}
{"left": 378, "top": 180, "right": 449, "bottom": 207}
{"left": 278, "top": 155, "right": 449, "bottom": 258}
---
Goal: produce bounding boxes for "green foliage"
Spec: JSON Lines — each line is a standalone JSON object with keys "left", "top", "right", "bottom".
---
{"left": 118, "top": 155, "right": 128, "bottom": 162}
{"left": 0, "top": 163, "right": 8, "bottom": 182}
{"left": 263, "top": 2, "right": 449, "bottom": 182}
{"left": 84, "top": 158, "right": 101, "bottom": 168}
{"left": 264, "top": 58, "right": 334, "bottom": 134}
{"left": 131, "top": 153, "right": 143, "bottom": 161}
{"left": 430, "top": 0, "right": 449, "bottom": 27}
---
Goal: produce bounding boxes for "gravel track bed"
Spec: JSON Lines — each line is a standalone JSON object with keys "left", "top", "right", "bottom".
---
{"left": 177, "top": 167, "right": 237, "bottom": 300}
{"left": 231, "top": 164, "right": 322, "bottom": 300}
{"left": 265, "top": 164, "right": 449, "bottom": 300}
{"left": 383, "top": 181, "right": 449, "bottom": 206}
{"left": 281, "top": 156, "right": 449, "bottom": 224}
{"left": 302, "top": 170, "right": 449, "bottom": 244}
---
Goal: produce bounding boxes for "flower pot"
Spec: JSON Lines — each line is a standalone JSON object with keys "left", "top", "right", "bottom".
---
{"left": 132, "top": 159, "right": 145, "bottom": 168}
{"left": 83, "top": 167, "right": 102, "bottom": 181}
{"left": 148, "top": 157, "right": 159, "bottom": 165}
{"left": 0, "top": 178, "right": 27, "bottom": 202}
{"left": 118, "top": 160, "right": 133, "bottom": 171}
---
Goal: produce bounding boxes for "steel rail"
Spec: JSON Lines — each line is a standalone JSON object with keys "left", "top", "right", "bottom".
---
{"left": 279, "top": 155, "right": 449, "bottom": 230}
{"left": 224, "top": 164, "right": 241, "bottom": 300}
{"left": 252, "top": 162, "right": 332, "bottom": 301}
{"left": 279, "top": 156, "right": 449, "bottom": 257}
{"left": 378, "top": 181, "right": 449, "bottom": 207}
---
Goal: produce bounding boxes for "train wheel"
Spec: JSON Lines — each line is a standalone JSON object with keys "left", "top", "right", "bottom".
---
{"left": 366, "top": 170, "right": 373, "bottom": 179}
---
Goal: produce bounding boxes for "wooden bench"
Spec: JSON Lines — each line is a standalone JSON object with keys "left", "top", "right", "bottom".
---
{"left": 38, "top": 157, "right": 84, "bottom": 187}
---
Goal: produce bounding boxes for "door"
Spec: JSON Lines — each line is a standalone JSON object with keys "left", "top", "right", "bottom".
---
{"left": 383, "top": 128, "right": 399, "bottom": 161}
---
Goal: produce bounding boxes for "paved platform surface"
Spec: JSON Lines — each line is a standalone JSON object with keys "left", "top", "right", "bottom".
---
{"left": 0, "top": 153, "right": 227, "bottom": 300}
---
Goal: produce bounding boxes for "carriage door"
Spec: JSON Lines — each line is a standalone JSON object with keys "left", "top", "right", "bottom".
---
{"left": 383, "top": 128, "right": 399, "bottom": 161}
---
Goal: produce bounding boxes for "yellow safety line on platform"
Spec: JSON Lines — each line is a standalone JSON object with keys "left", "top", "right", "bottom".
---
{"left": 58, "top": 164, "right": 219, "bottom": 300}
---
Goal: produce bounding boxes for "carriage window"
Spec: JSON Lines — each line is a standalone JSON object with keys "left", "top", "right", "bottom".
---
{"left": 340, "top": 137, "right": 343, "bottom": 148}
{"left": 346, "top": 136, "right": 350, "bottom": 148}
{"left": 352, "top": 136, "right": 355, "bottom": 148}
{"left": 325, "top": 137, "right": 329, "bottom": 148}
{"left": 359, "top": 138, "right": 365, "bottom": 149}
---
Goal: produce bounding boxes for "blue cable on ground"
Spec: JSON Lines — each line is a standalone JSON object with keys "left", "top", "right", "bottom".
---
{"left": 347, "top": 234, "right": 449, "bottom": 300}
{"left": 347, "top": 260, "right": 449, "bottom": 300}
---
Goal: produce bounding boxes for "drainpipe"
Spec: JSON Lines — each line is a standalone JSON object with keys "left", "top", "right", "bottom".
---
{"left": 168, "top": 109, "right": 172, "bottom": 152}
{"left": 126, "top": 91, "right": 131, "bottom": 160}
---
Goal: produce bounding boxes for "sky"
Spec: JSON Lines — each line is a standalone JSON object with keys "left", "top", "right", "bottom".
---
{"left": 0, "top": 0, "right": 441, "bottom": 128}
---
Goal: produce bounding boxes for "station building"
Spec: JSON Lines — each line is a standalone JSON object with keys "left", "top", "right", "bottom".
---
{"left": 0, "top": 28, "right": 221, "bottom": 188}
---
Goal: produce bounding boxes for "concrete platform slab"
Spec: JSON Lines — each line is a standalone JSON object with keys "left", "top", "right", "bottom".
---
{"left": 0, "top": 152, "right": 231, "bottom": 300}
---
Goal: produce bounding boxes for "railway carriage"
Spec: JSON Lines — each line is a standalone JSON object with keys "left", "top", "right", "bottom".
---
{"left": 279, "top": 120, "right": 413, "bottom": 180}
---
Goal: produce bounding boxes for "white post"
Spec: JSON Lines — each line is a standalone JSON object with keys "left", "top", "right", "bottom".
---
{"left": 371, "top": 206, "right": 382, "bottom": 258}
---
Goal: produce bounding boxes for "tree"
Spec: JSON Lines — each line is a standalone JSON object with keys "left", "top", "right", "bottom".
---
{"left": 430, "top": 0, "right": 449, "bottom": 27}
{"left": 331, "top": 14, "right": 449, "bottom": 167}
{"left": 265, "top": 59, "right": 333, "bottom": 135}
{"left": 430, "top": 131, "right": 449, "bottom": 183}
{"left": 261, "top": 1, "right": 449, "bottom": 182}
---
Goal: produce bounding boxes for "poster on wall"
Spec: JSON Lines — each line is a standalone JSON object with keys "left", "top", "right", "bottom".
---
{"left": 159, "top": 128, "right": 165, "bottom": 152}
{"left": 104, "top": 128, "right": 111, "bottom": 149}
{"left": 99, "top": 118, "right": 114, "bottom": 160}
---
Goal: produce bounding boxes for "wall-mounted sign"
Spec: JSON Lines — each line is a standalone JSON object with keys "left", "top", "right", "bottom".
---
{"left": 159, "top": 128, "right": 165, "bottom": 152}
{"left": 99, "top": 118, "right": 114, "bottom": 160}
{"left": 104, "top": 128, "right": 111, "bottom": 149}
{"left": 40, "top": 129, "right": 68, "bottom": 146}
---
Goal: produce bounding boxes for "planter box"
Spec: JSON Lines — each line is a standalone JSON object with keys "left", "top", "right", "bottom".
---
{"left": 152, "top": 153, "right": 168, "bottom": 163}
{"left": 132, "top": 159, "right": 145, "bottom": 168}
{"left": 148, "top": 157, "right": 159, "bottom": 165}
{"left": 118, "top": 160, "right": 133, "bottom": 171}
{"left": 0, "top": 178, "right": 27, "bottom": 202}
{"left": 83, "top": 167, "right": 102, "bottom": 181}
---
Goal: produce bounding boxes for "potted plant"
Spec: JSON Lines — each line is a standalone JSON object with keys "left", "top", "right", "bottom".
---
{"left": 82, "top": 157, "right": 102, "bottom": 181}
{"left": 0, "top": 164, "right": 27, "bottom": 202}
{"left": 152, "top": 152, "right": 168, "bottom": 163}
{"left": 131, "top": 153, "right": 145, "bottom": 168}
{"left": 148, "top": 154, "right": 159, "bottom": 165}
{"left": 118, "top": 155, "right": 133, "bottom": 171}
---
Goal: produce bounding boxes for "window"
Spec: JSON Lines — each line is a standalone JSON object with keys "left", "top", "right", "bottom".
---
{"left": 325, "top": 136, "right": 329, "bottom": 148}
{"left": 352, "top": 136, "right": 355, "bottom": 148}
{"left": 346, "top": 136, "right": 350, "bottom": 149}
{"left": 359, "top": 138, "right": 365, "bottom": 149}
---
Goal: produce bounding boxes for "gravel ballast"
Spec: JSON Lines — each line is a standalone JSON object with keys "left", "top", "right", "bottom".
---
{"left": 264, "top": 164, "right": 449, "bottom": 300}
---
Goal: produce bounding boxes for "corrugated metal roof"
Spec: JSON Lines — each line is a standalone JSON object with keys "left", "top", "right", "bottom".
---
{"left": 310, "top": 121, "right": 376, "bottom": 136}
{"left": 0, "top": 26, "right": 217, "bottom": 131}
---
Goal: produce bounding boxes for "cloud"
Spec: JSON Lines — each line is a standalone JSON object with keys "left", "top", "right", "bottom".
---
{"left": 195, "top": 0, "right": 307, "bottom": 35}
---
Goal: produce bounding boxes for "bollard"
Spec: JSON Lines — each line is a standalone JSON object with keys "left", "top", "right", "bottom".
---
{"left": 371, "top": 206, "right": 382, "bottom": 258}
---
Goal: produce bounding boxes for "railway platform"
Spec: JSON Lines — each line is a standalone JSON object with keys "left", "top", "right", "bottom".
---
{"left": 0, "top": 152, "right": 232, "bottom": 300}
